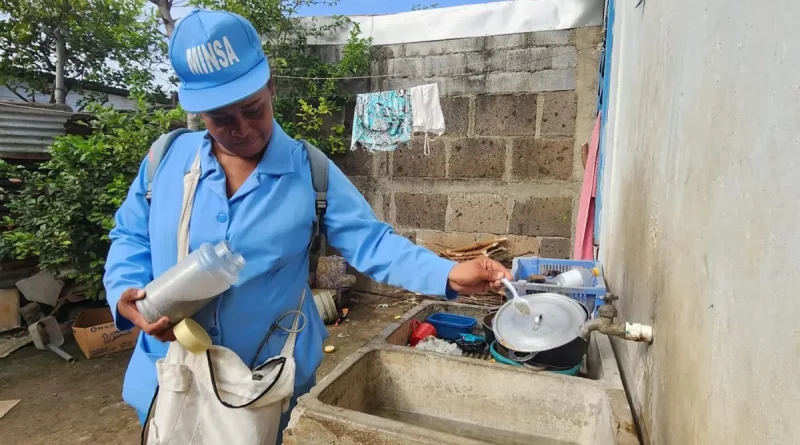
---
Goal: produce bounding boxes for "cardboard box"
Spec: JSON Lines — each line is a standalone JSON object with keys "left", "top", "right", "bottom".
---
{"left": 72, "top": 307, "right": 140, "bottom": 359}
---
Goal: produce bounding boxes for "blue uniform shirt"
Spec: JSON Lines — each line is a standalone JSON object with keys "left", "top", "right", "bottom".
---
{"left": 103, "top": 122, "right": 457, "bottom": 421}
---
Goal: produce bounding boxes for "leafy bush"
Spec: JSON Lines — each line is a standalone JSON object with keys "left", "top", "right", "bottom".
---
{"left": 0, "top": 100, "right": 185, "bottom": 299}
{"left": 0, "top": 1, "right": 373, "bottom": 298}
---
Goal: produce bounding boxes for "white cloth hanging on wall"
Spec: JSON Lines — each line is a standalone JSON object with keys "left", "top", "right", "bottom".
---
{"left": 409, "top": 83, "right": 446, "bottom": 155}
{"left": 349, "top": 83, "right": 446, "bottom": 155}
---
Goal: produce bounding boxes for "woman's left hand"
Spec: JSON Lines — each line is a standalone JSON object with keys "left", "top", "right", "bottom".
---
{"left": 447, "top": 257, "right": 513, "bottom": 294}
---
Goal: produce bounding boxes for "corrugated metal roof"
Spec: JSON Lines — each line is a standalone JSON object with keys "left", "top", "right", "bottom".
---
{"left": 0, "top": 101, "right": 72, "bottom": 159}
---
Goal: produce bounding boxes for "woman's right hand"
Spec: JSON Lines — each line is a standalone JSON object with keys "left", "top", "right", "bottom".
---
{"left": 117, "top": 288, "right": 176, "bottom": 342}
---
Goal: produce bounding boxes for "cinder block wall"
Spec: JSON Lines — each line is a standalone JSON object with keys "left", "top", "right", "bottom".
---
{"left": 313, "top": 27, "right": 602, "bottom": 290}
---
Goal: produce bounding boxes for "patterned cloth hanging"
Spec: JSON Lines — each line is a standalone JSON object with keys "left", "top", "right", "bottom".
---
{"left": 350, "top": 89, "right": 413, "bottom": 152}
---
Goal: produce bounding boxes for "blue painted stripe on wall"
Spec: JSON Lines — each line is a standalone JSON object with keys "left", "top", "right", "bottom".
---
{"left": 594, "top": 0, "right": 615, "bottom": 244}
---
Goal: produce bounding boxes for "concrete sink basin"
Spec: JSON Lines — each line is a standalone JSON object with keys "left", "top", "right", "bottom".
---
{"left": 285, "top": 301, "right": 639, "bottom": 445}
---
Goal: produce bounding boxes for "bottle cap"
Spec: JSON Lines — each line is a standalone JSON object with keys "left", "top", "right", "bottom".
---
{"left": 591, "top": 267, "right": 600, "bottom": 276}
{"left": 174, "top": 318, "right": 212, "bottom": 354}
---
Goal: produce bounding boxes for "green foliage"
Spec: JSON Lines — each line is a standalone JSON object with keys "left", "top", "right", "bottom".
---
{"left": 0, "top": 0, "right": 371, "bottom": 297}
{"left": 0, "top": 101, "right": 185, "bottom": 299}
{"left": 190, "top": 0, "right": 372, "bottom": 154}
{"left": 0, "top": 0, "right": 169, "bottom": 106}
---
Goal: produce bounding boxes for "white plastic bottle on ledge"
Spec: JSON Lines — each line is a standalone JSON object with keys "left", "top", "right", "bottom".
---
{"left": 137, "top": 241, "right": 246, "bottom": 324}
{"left": 549, "top": 267, "right": 599, "bottom": 288}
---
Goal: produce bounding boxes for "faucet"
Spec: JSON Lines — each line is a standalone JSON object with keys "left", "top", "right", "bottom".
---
{"left": 579, "top": 299, "right": 654, "bottom": 343}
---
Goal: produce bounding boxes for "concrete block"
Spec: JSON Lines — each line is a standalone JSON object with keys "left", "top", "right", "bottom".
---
{"left": 373, "top": 44, "right": 404, "bottom": 60}
{"left": 529, "top": 30, "right": 572, "bottom": 46}
{"left": 393, "top": 137, "right": 445, "bottom": 178}
{"left": 506, "top": 235, "right": 541, "bottom": 257}
{"left": 449, "top": 137, "right": 506, "bottom": 179}
{"left": 485, "top": 33, "right": 529, "bottom": 50}
{"left": 402, "top": 37, "right": 486, "bottom": 57}
{"left": 540, "top": 90, "right": 578, "bottom": 137}
{"left": 365, "top": 193, "right": 382, "bottom": 219}
{"left": 474, "top": 94, "right": 538, "bottom": 136}
{"left": 388, "top": 53, "right": 466, "bottom": 78}
{"left": 551, "top": 47, "right": 579, "bottom": 69}
{"left": 437, "top": 75, "right": 486, "bottom": 96}
{"left": 370, "top": 59, "right": 388, "bottom": 76}
{"left": 382, "top": 191, "right": 393, "bottom": 224}
{"left": 348, "top": 176, "right": 371, "bottom": 196}
{"left": 374, "top": 150, "right": 390, "bottom": 177}
{"left": 415, "top": 230, "right": 478, "bottom": 252}
{"left": 394, "top": 192, "right": 448, "bottom": 230}
{"left": 484, "top": 69, "right": 576, "bottom": 94}
{"left": 510, "top": 137, "right": 574, "bottom": 180}
{"left": 449, "top": 193, "right": 509, "bottom": 234}
{"left": 440, "top": 96, "right": 470, "bottom": 135}
{"left": 510, "top": 197, "right": 573, "bottom": 237}
{"left": 539, "top": 237, "right": 571, "bottom": 259}
{"left": 464, "top": 48, "right": 551, "bottom": 75}
{"left": 482, "top": 30, "right": 571, "bottom": 51}
{"left": 373, "top": 76, "right": 429, "bottom": 92}
{"left": 332, "top": 148, "right": 372, "bottom": 177}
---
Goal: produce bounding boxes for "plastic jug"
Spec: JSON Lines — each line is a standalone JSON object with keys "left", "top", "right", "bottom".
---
{"left": 137, "top": 241, "right": 245, "bottom": 324}
{"left": 409, "top": 320, "right": 438, "bottom": 346}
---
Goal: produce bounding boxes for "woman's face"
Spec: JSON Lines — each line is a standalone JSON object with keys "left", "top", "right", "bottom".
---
{"left": 202, "top": 83, "right": 275, "bottom": 158}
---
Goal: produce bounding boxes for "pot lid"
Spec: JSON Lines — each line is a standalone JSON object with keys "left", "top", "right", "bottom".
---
{"left": 493, "top": 293, "right": 587, "bottom": 353}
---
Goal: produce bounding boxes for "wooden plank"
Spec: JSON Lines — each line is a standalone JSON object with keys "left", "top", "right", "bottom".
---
{"left": 0, "top": 289, "right": 21, "bottom": 331}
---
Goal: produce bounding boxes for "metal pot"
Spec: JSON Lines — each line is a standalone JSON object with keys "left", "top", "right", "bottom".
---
{"left": 494, "top": 343, "right": 586, "bottom": 372}
{"left": 492, "top": 293, "right": 589, "bottom": 369}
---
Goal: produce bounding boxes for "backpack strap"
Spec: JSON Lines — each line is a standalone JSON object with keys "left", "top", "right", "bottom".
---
{"left": 301, "top": 140, "right": 329, "bottom": 252}
{"left": 145, "top": 128, "right": 193, "bottom": 202}
{"left": 143, "top": 132, "right": 330, "bottom": 249}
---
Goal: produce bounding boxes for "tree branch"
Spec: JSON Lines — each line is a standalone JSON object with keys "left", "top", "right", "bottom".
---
{"left": 3, "top": 83, "right": 32, "bottom": 102}
{"left": 149, "top": 0, "right": 177, "bottom": 36}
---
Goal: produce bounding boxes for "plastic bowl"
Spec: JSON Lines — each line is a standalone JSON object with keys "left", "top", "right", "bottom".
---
{"left": 426, "top": 313, "right": 477, "bottom": 341}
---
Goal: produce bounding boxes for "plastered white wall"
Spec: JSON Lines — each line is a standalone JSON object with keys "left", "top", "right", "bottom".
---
{"left": 599, "top": 1, "right": 800, "bottom": 444}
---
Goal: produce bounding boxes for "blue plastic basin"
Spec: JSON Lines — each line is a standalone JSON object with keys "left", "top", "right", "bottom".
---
{"left": 426, "top": 313, "right": 477, "bottom": 340}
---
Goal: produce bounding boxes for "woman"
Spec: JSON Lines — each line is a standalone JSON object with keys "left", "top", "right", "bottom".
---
{"left": 104, "top": 8, "right": 511, "bottom": 443}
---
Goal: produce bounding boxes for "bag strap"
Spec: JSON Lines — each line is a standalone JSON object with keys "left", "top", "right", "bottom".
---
{"left": 301, "top": 140, "right": 329, "bottom": 253}
{"left": 209, "top": 290, "right": 307, "bottom": 409}
{"left": 145, "top": 133, "right": 329, "bottom": 244}
{"left": 145, "top": 128, "right": 193, "bottom": 202}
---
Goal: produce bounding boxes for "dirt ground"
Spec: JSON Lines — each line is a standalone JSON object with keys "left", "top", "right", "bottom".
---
{"left": 0, "top": 292, "right": 410, "bottom": 445}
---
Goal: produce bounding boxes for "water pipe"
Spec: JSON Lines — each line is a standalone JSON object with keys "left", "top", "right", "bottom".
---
{"left": 579, "top": 300, "right": 653, "bottom": 343}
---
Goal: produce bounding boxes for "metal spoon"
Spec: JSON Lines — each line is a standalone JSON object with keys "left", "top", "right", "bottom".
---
{"left": 501, "top": 278, "right": 533, "bottom": 316}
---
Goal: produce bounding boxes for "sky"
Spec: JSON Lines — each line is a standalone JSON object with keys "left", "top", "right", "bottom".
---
{"left": 297, "top": 0, "right": 503, "bottom": 16}
{"left": 172, "top": 0, "right": 503, "bottom": 19}
{"left": 156, "top": 0, "right": 505, "bottom": 91}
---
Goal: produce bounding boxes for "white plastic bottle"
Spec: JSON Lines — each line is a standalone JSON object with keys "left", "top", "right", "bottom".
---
{"left": 136, "top": 241, "right": 246, "bottom": 324}
{"left": 549, "top": 267, "right": 599, "bottom": 288}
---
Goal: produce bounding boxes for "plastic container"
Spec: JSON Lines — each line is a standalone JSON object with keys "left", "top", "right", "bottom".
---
{"left": 510, "top": 257, "right": 606, "bottom": 316}
{"left": 550, "top": 267, "right": 600, "bottom": 287}
{"left": 426, "top": 313, "right": 477, "bottom": 341}
{"left": 173, "top": 318, "right": 212, "bottom": 354}
{"left": 137, "top": 241, "right": 245, "bottom": 324}
{"left": 409, "top": 320, "right": 438, "bottom": 346}
{"left": 313, "top": 289, "right": 338, "bottom": 324}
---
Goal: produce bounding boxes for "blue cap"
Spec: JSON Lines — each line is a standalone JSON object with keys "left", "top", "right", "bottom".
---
{"left": 169, "top": 9, "right": 270, "bottom": 113}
